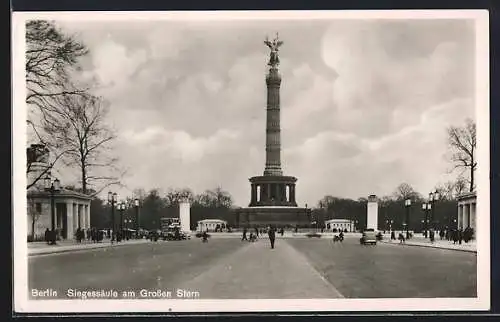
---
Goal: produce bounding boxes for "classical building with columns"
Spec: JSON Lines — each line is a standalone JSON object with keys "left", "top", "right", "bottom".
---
{"left": 234, "top": 34, "right": 311, "bottom": 228}
{"left": 27, "top": 189, "right": 92, "bottom": 240}
{"left": 457, "top": 191, "right": 477, "bottom": 234}
{"left": 26, "top": 143, "right": 92, "bottom": 241}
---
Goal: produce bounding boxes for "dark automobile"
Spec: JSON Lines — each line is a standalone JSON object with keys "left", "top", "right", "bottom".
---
{"left": 162, "top": 229, "right": 191, "bottom": 241}
{"left": 360, "top": 229, "right": 377, "bottom": 245}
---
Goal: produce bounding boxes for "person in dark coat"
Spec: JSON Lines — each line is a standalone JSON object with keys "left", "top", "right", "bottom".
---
{"left": 242, "top": 228, "right": 248, "bottom": 241}
{"left": 44, "top": 228, "right": 50, "bottom": 245}
{"left": 391, "top": 231, "right": 396, "bottom": 241}
{"left": 254, "top": 227, "right": 259, "bottom": 237}
{"left": 458, "top": 229, "right": 463, "bottom": 245}
{"left": 76, "top": 227, "right": 81, "bottom": 243}
{"left": 268, "top": 226, "right": 276, "bottom": 249}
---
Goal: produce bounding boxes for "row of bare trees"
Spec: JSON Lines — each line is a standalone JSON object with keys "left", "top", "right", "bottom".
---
{"left": 26, "top": 20, "right": 121, "bottom": 195}
{"left": 312, "top": 117, "right": 477, "bottom": 231}
{"left": 89, "top": 187, "right": 235, "bottom": 230}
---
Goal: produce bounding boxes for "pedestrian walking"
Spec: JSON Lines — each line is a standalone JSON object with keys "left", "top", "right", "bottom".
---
{"left": 44, "top": 228, "right": 50, "bottom": 245}
{"left": 429, "top": 230, "right": 435, "bottom": 243}
{"left": 458, "top": 228, "right": 463, "bottom": 245}
{"left": 75, "top": 227, "right": 81, "bottom": 243}
{"left": 391, "top": 231, "right": 396, "bottom": 241}
{"left": 268, "top": 226, "right": 276, "bottom": 249}
{"left": 242, "top": 228, "right": 248, "bottom": 241}
{"left": 254, "top": 227, "right": 259, "bottom": 238}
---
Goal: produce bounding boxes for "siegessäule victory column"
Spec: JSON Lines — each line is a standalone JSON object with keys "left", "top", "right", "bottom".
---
{"left": 235, "top": 33, "right": 312, "bottom": 229}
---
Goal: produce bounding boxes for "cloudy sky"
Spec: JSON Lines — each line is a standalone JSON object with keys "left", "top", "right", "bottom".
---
{"left": 52, "top": 17, "right": 476, "bottom": 207}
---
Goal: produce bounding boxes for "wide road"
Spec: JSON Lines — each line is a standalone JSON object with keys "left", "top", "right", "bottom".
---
{"left": 28, "top": 236, "right": 476, "bottom": 299}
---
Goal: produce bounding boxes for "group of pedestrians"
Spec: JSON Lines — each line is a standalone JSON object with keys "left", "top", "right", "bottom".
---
{"left": 44, "top": 228, "right": 57, "bottom": 245}
{"left": 75, "top": 227, "right": 106, "bottom": 243}
{"left": 423, "top": 227, "right": 474, "bottom": 245}
{"left": 241, "top": 226, "right": 279, "bottom": 249}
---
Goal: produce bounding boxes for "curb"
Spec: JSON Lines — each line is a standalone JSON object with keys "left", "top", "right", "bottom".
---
{"left": 380, "top": 240, "right": 477, "bottom": 253}
{"left": 28, "top": 241, "right": 149, "bottom": 256}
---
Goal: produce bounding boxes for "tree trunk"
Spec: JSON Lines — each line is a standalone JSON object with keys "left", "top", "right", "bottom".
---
{"left": 82, "top": 164, "right": 87, "bottom": 194}
{"left": 31, "top": 217, "right": 36, "bottom": 240}
{"left": 469, "top": 164, "right": 474, "bottom": 192}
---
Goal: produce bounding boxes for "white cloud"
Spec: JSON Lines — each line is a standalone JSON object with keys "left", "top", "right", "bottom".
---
{"left": 51, "top": 19, "right": 477, "bottom": 206}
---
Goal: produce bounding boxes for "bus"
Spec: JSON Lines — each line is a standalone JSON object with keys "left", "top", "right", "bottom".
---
{"left": 160, "top": 217, "right": 180, "bottom": 231}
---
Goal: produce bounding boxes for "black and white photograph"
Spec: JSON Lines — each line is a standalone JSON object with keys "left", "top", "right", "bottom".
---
{"left": 13, "top": 10, "right": 489, "bottom": 313}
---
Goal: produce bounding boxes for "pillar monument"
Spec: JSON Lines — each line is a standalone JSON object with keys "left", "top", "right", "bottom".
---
{"left": 235, "top": 33, "right": 311, "bottom": 228}
{"left": 367, "top": 195, "right": 379, "bottom": 230}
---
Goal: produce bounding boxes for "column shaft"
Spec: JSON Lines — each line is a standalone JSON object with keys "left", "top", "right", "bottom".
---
{"left": 458, "top": 204, "right": 463, "bottom": 229}
{"left": 66, "top": 202, "right": 74, "bottom": 240}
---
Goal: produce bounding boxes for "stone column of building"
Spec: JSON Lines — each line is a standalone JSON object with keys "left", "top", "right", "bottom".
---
{"left": 67, "top": 201, "right": 74, "bottom": 240}
{"left": 458, "top": 204, "right": 463, "bottom": 229}
{"left": 471, "top": 202, "right": 476, "bottom": 232}
{"left": 290, "top": 185, "right": 295, "bottom": 204}
{"left": 72, "top": 204, "right": 77, "bottom": 232}
{"left": 464, "top": 203, "right": 470, "bottom": 229}
{"left": 86, "top": 204, "right": 90, "bottom": 229}
{"left": 251, "top": 184, "right": 256, "bottom": 204}
{"left": 77, "top": 204, "right": 82, "bottom": 228}
{"left": 462, "top": 203, "right": 467, "bottom": 228}
{"left": 82, "top": 204, "right": 87, "bottom": 229}
{"left": 264, "top": 66, "right": 283, "bottom": 176}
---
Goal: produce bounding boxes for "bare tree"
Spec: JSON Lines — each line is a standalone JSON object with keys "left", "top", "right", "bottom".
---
{"left": 209, "top": 186, "right": 233, "bottom": 208}
{"left": 42, "top": 94, "right": 121, "bottom": 195}
{"left": 447, "top": 118, "right": 477, "bottom": 192}
{"left": 26, "top": 20, "right": 88, "bottom": 115}
{"left": 393, "top": 183, "right": 418, "bottom": 201}
{"left": 26, "top": 20, "right": 91, "bottom": 188}
{"left": 27, "top": 197, "right": 41, "bottom": 240}
{"left": 26, "top": 126, "right": 72, "bottom": 189}
{"left": 165, "top": 188, "right": 194, "bottom": 207}
{"left": 435, "top": 181, "right": 456, "bottom": 201}
{"left": 454, "top": 176, "right": 468, "bottom": 197}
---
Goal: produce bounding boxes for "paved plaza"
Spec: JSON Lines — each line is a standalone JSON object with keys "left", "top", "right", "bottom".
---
{"left": 28, "top": 235, "right": 476, "bottom": 299}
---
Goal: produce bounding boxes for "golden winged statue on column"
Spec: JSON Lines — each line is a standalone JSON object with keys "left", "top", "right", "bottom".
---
{"left": 264, "top": 32, "right": 283, "bottom": 68}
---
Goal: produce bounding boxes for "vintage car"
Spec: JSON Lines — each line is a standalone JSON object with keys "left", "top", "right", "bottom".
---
{"left": 162, "top": 228, "right": 191, "bottom": 241}
{"left": 360, "top": 228, "right": 377, "bottom": 245}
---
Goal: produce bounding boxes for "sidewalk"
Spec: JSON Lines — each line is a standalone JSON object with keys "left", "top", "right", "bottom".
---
{"left": 380, "top": 234, "right": 477, "bottom": 253}
{"left": 28, "top": 238, "right": 149, "bottom": 256}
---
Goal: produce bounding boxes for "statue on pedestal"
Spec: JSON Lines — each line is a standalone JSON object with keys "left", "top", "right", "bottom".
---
{"left": 264, "top": 33, "right": 284, "bottom": 68}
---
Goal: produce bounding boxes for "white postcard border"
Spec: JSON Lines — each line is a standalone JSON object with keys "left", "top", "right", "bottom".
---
{"left": 12, "top": 9, "right": 490, "bottom": 313}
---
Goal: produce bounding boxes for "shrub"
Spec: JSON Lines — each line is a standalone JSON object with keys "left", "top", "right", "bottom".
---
{"left": 305, "top": 232, "right": 322, "bottom": 238}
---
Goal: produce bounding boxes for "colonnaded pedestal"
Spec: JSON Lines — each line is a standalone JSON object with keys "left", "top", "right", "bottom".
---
{"left": 235, "top": 34, "right": 311, "bottom": 228}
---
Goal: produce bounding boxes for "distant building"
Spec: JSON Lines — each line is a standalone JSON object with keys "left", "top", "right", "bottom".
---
{"left": 324, "top": 219, "right": 355, "bottom": 232}
{"left": 197, "top": 219, "right": 227, "bottom": 232}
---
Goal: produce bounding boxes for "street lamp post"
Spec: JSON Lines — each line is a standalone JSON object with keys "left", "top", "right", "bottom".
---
{"left": 44, "top": 177, "right": 61, "bottom": 245}
{"left": 404, "top": 198, "right": 411, "bottom": 239}
{"left": 421, "top": 202, "right": 431, "bottom": 238}
{"left": 124, "top": 218, "right": 132, "bottom": 240}
{"left": 429, "top": 190, "right": 439, "bottom": 231}
{"left": 134, "top": 198, "right": 140, "bottom": 238}
{"left": 108, "top": 192, "right": 118, "bottom": 242}
{"left": 119, "top": 202, "right": 126, "bottom": 240}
